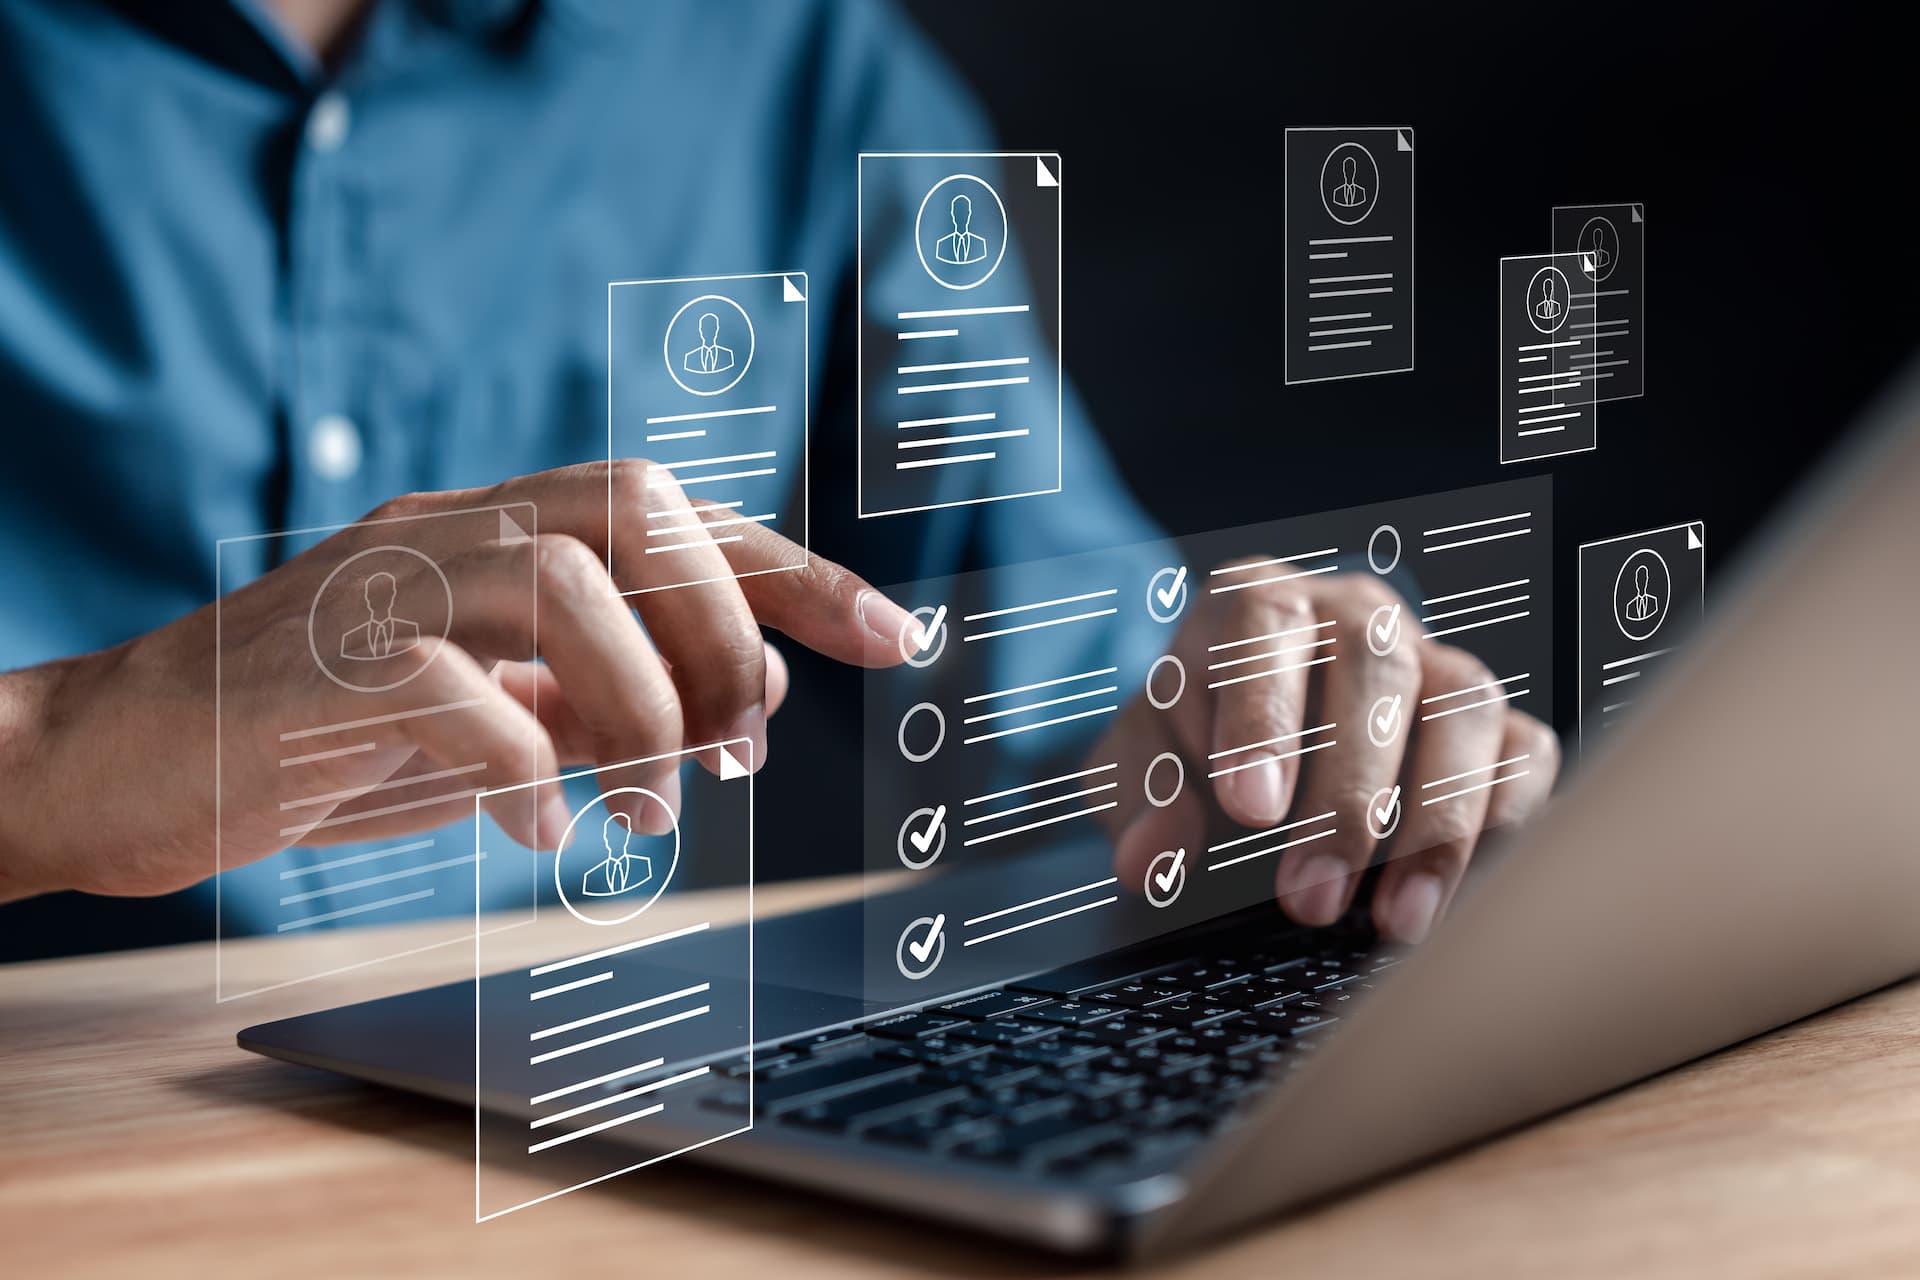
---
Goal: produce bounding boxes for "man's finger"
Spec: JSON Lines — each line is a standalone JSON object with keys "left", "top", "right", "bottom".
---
{"left": 438, "top": 534, "right": 685, "bottom": 830}
{"left": 1482, "top": 710, "right": 1560, "bottom": 831}
{"left": 1369, "top": 644, "right": 1510, "bottom": 943}
{"left": 1204, "top": 572, "right": 1328, "bottom": 829}
{"left": 1275, "top": 577, "right": 1422, "bottom": 926}
{"left": 479, "top": 464, "right": 917, "bottom": 670}
{"left": 287, "top": 641, "right": 566, "bottom": 851}
{"left": 609, "top": 468, "right": 769, "bottom": 772}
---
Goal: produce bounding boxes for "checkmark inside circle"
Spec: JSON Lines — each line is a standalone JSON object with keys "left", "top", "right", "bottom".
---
{"left": 1373, "top": 694, "right": 1403, "bottom": 736}
{"left": 913, "top": 605, "right": 947, "bottom": 653}
{"left": 1155, "top": 566, "right": 1188, "bottom": 610}
{"left": 907, "top": 914, "right": 944, "bottom": 963}
{"left": 907, "top": 805, "right": 946, "bottom": 853}
{"left": 1151, "top": 848, "right": 1186, "bottom": 896}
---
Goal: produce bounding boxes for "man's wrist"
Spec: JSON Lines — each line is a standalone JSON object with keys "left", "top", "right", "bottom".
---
{"left": 0, "top": 659, "right": 72, "bottom": 903}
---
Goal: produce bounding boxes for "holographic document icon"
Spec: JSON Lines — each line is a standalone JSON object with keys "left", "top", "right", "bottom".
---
{"left": 581, "top": 811, "right": 654, "bottom": 897}
{"left": 339, "top": 572, "right": 422, "bottom": 660}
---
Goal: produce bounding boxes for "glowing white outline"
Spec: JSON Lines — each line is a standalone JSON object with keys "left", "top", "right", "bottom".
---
{"left": 856, "top": 152, "right": 1063, "bottom": 519}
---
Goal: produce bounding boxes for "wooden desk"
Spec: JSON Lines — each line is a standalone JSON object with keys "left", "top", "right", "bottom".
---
{"left": 4, "top": 878, "right": 1918, "bottom": 1278}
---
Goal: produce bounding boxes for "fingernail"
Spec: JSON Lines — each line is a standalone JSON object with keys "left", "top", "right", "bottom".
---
{"left": 1279, "top": 853, "right": 1349, "bottom": 925}
{"left": 721, "top": 704, "right": 766, "bottom": 773}
{"left": 637, "top": 770, "right": 681, "bottom": 834}
{"left": 1386, "top": 871, "right": 1444, "bottom": 944}
{"left": 1229, "top": 760, "right": 1284, "bottom": 825}
{"left": 856, "top": 588, "right": 915, "bottom": 648}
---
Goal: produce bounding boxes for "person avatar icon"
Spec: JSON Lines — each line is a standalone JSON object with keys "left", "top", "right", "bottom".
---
{"left": 1534, "top": 275, "right": 1563, "bottom": 322}
{"left": 1623, "top": 562, "right": 1661, "bottom": 624}
{"left": 1332, "top": 154, "right": 1368, "bottom": 209}
{"left": 581, "top": 811, "right": 653, "bottom": 898}
{"left": 934, "top": 193, "right": 989, "bottom": 265}
{"left": 681, "top": 312, "right": 735, "bottom": 376}
{"left": 338, "top": 571, "right": 422, "bottom": 660}
{"left": 1587, "top": 226, "right": 1612, "bottom": 272}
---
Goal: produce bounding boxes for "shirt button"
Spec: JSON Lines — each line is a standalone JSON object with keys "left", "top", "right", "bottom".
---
{"left": 307, "top": 92, "right": 352, "bottom": 153}
{"left": 309, "top": 415, "right": 363, "bottom": 481}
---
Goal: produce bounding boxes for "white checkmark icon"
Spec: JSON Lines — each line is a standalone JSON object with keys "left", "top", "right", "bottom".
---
{"left": 908, "top": 914, "right": 944, "bottom": 963}
{"left": 907, "top": 805, "right": 946, "bottom": 853}
{"left": 1154, "top": 848, "right": 1186, "bottom": 894}
{"left": 914, "top": 605, "right": 947, "bottom": 652}
{"left": 1374, "top": 694, "right": 1402, "bottom": 737}
{"left": 1155, "top": 566, "right": 1187, "bottom": 610}
{"left": 1373, "top": 603, "right": 1401, "bottom": 643}
{"left": 1373, "top": 785, "right": 1401, "bottom": 828}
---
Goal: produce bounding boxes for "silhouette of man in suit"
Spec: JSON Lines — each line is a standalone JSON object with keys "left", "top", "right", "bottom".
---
{"left": 682, "top": 312, "right": 736, "bottom": 376}
{"left": 1332, "top": 154, "right": 1367, "bottom": 208}
{"left": 1587, "top": 226, "right": 1611, "bottom": 272}
{"left": 338, "top": 571, "right": 421, "bottom": 660}
{"left": 1624, "top": 562, "right": 1661, "bottom": 623}
{"left": 934, "top": 193, "right": 989, "bottom": 265}
{"left": 581, "top": 810, "right": 652, "bottom": 897}
{"left": 1535, "top": 275, "right": 1563, "bottom": 322}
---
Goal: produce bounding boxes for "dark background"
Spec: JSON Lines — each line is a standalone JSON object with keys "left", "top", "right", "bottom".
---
{"left": 902, "top": 0, "right": 1912, "bottom": 632}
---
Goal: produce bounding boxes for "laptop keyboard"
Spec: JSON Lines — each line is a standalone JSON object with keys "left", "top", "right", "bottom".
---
{"left": 699, "top": 917, "right": 1397, "bottom": 1181}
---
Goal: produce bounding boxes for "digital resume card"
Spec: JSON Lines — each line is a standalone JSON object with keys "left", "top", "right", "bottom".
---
{"left": 475, "top": 742, "right": 754, "bottom": 1220}
{"left": 1284, "top": 127, "right": 1415, "bottom": 384}
{"left": 215, "top": 503, "right": 539, "bottom": 1002}
{"left": 607, "top": 271, "right": 808, "bottom": 592}
{"left": 857, "top": 152, "right": 1063, "bottom": 518}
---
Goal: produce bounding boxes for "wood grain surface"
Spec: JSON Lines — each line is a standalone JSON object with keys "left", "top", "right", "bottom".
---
{"left": 4, "top": 878, "right": 1916, "bottom": 1278}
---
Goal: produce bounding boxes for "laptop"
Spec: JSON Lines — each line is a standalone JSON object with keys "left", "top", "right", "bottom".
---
{"left": 240, "top": 365, "right": 1920, "bottom": 1261}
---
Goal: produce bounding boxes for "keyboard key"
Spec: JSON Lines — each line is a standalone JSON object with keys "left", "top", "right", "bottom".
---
{"left": 785, "top": 1079, "right": 970, "bottom": 1132}
{"left": 862, "top": 1010, "right": 969, "bottom": 1041}
{"left": 722, "top": 1051, "right": 805, "bottom": 1079}
{"left": 936, "top": 1056, "right": 1042, "bottom": 1092}
{"left": 949, "top": 1018, "right": 1059, "bottom": 1047}
{"left": 995, "top": 1037, "right": 1109, "bottom": 1068}
{"left": 753, "top": 1056, "right": 922, "bottom": 1115}
{"left": 1142, "top": 994, "right": 1243, "bottom": 1026}
{"left": 782, "top": 1029, "right": 871, "bottom": 1056}
{"left": 933, "top": 989, "right": 1055, "bottom": 1021}
{"left": 875, "top": 1035, "right": 994, "bottom": 1068}
{"left": 1246, "top": 1006, "right": 1341, "bottom": 1038}
{"left": 1015, "top": 999, "right": 1123, "bottom": 1027}
{"left": 865, "top": 1104, "right": 997, "bottom": 1151}
{"left": 1087, "top": 980, "right": 1193, "bottom": 1009}
{"left": 1059, "top": 1069, "right": 1147, "bottom": 1102}
{"left": 1068, "top": 1018, "right": 1177, "bottom": 1049}
{"left": 1008, "top": 955, "right": 1172, "bottom": 998}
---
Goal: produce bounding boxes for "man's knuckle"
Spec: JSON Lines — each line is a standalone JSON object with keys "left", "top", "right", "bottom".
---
{"left": 533, "top": 533, "right": 602, "bottom": 592}
{"left": 607, "top": 457, "right": 662, "bottom": 510}
{"left": 1515, "top": 713, "right": 1562, "bottom": 772}
{"left": 1418, "top": 839, "right": 1474, "bottom": 878}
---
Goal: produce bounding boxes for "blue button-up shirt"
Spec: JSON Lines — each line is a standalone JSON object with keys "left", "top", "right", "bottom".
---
{"left": 0, "top": 0, "right": 1160, "bottom": 943}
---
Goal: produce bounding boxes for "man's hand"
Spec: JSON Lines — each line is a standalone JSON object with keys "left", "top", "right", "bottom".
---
{"left": 1102, "top": 567, "right": 1560, "bottom": 943}
{"left": 0, "top": 461, "right": 916, "bottom": 903}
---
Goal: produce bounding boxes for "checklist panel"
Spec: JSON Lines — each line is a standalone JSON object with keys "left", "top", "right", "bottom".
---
{"left": 1553, "top": 202, "right": 1645, "bottom": 401}
{"left": 215, "top": 503, "right": 540, "bottom": 1002}
{"left": 1577, "top": 522, "right": 1705, "bottom": 751}
{"left": 608, "top": 272, "right": 808, "bottom": 591}
{"left": 858, "top": 152, "right": 1063, "bottom": 518}
{"left": 862, "top": 479, "right": 1551, "bottom": 1007}
{"left": 1284, "top": 127, "right": 1416, "bottom": 384}
{"left": 1500, "top": 252, "right": 1600, "bottom": 463}
{"left": 475, "top": 742, "right": 753, "bottom": 1221}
